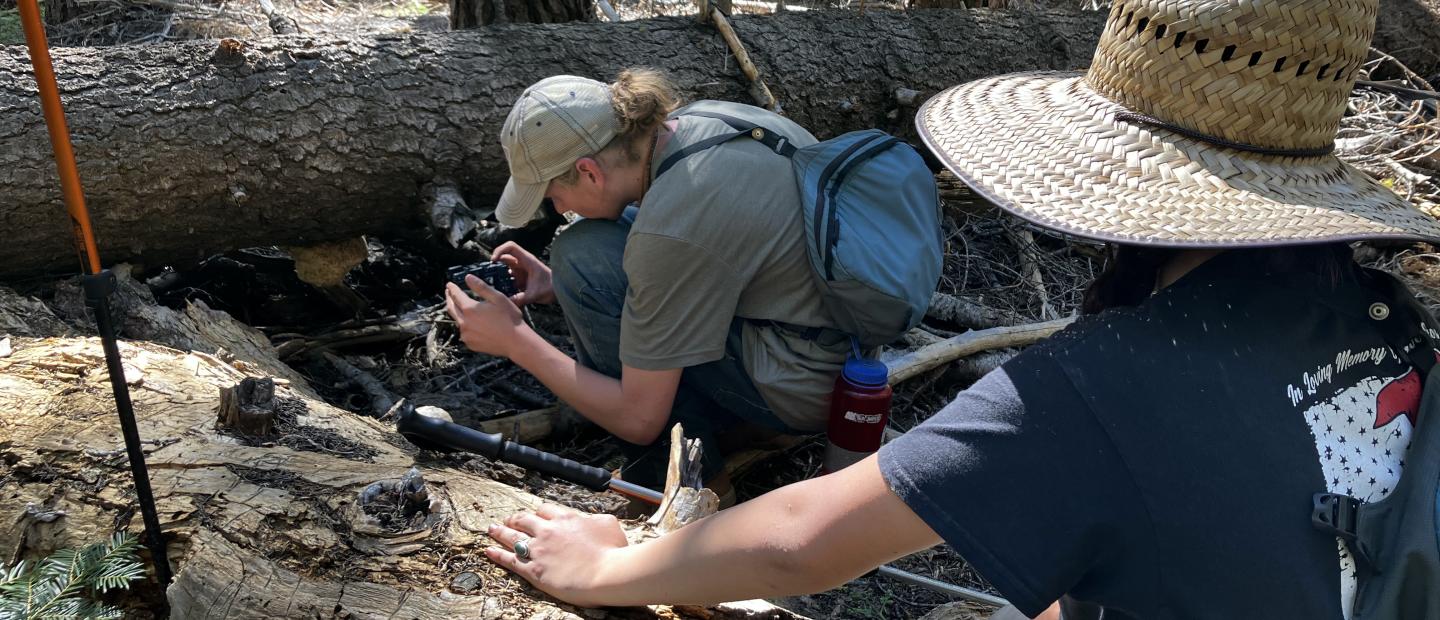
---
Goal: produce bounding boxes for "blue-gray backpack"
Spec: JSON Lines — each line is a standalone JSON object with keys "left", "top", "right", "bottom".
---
{"left": 655, "top": 110, "right": 943, "bottom": 348}
{"left": 1310, "top": 270, "right": 1440, "bottom": 619}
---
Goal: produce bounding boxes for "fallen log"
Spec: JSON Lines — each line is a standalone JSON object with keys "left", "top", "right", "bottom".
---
{"left": 0, "top": 337, "right": 801, "bottom": 618}
{"left": 5, "top": 6, "right": 1440, "bottom": 282}
{"left": 0, "top": 9, "right": 1108, "bottom": 281}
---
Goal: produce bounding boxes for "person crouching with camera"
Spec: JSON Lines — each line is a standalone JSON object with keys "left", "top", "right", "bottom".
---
{"left": 443, "top": 69, "right": 850, "bottom": 499}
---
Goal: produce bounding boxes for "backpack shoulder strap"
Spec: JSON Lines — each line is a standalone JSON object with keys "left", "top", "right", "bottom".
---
{"left": 654, "top": 111, "right": 799, "bottom": 178}
{"left": 1311, "top": 267, "right": 1439, "bottom": 567}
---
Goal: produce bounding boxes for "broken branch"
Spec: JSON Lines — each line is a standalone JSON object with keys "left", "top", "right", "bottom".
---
{"left": 887, "top": 318, "right": 1074, "bottom": 385}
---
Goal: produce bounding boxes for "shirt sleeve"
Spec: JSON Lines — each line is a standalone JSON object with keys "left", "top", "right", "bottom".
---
{"left": 878, "top": 354, "right": 1156, "bottom": 617}
{"left": 620, "top": 232, "right": 743, "bottom": 370}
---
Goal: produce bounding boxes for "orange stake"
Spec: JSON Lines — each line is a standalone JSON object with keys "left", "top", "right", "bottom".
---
{"left": 16, "top": 0, "right": 102, "bottom": 275}
{"left": 15, "top": 0, "right": 174, "bottom": 591}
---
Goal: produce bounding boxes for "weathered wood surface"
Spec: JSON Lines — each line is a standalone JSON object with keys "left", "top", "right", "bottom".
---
{"left": 0, "top": 295, "right": 801, "bottom": 618}
{"left": 0, "top": 9, "right": 1109, "bottom": 281}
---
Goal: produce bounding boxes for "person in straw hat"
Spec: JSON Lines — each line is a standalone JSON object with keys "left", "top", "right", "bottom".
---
{"left": 445, "top": 69, "right": 855, "bottom": 499}
{"left": 474, "top": 0, "right": 1440, "bottom": 618}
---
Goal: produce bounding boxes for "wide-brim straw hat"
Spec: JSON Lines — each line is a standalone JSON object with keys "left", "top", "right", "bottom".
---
{"left": 918, "top": 0, "right": 1440, "bottom": 247}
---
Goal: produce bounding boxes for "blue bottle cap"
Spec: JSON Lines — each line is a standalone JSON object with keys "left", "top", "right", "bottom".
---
{"left": 843, "top": 356, "right": 889, "bottom": 388}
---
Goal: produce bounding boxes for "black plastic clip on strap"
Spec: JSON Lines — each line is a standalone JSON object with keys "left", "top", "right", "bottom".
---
{"left": 1311, "top": 493, "right": 1375, "bottom": 567}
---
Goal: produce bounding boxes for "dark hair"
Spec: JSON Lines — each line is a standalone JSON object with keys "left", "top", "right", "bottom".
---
{"left": 1081, "top": 243, "right": 1354, "bottom": 315}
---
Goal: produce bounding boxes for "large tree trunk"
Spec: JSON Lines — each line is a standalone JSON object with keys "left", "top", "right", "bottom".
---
{"left": 2, "top": 6, "right": 1435, "bottom": 283}
{"left": 1374, "top": 0, "right": 1440, "bottom": 81}
{"left": 450, "top": 0, "right": 595, "bottom": 28}
{"left": 0, "top": 287, "right": 798, "bottom": 619}
{"left": 0, "top": 9, "right": 1108, "bottom": 282}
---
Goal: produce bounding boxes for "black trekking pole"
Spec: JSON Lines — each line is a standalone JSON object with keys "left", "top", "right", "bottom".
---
{"left": 395, "top": 406, "right": 1009, "bottom": 607}
{"left": 396, "top": 405, "right": 663, "bottom": 504}
{"left": 15, "top": 0, "right": 173, "bottom": 589}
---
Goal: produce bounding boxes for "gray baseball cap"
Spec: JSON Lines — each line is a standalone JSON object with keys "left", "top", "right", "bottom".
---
{"left": 495, "top": 75, "right": 619, "bottom": 227}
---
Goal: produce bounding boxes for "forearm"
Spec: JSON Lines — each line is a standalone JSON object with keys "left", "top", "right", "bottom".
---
{"left": 506, "top": 329, "right": 655, "bottom": 443}
{"left": 596, "top": 480, "right": 851, "bottom": 605}
{"left": 588, "top": 459, "right": 937, "bottom": 606}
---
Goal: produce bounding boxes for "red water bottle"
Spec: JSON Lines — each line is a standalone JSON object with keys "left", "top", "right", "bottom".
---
{"left": 823, "top": 355, "right": 892, "bottom": 474}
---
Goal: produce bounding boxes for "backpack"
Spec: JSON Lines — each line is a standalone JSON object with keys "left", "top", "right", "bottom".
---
{"left": 655, "top": 108, "right": 943, "bottom": 348}
{"left": 1310, "top": 270, "right": 1440, "bottom": 619}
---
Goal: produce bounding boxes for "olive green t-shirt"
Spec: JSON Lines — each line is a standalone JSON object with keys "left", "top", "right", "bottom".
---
{"left": 619, "top": 101, "right": 847, "bottom": 431}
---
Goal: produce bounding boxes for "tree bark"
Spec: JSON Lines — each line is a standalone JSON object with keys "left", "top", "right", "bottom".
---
{"left": 1373, "top": 0, "right": 1440, "bottom": 80}
{"left": 450, "top": 0, "right": 595, "bottom": 28}
{"left": 0, "top": 9, "right": 1108, "bottom": 282}
{"left": 5, "top": 7, "right": 1433, "bottom": 282}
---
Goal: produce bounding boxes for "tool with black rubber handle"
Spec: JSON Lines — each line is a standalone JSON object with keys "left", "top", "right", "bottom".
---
{"left": 395, "top": 404, "right": 662, "bottom": 503}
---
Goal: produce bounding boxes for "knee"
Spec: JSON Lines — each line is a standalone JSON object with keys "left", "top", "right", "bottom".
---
{"left": 551, "top": 219, "right": 628, "bottom": 300}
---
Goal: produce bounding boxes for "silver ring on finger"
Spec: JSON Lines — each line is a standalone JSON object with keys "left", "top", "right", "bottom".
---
{"left": 513, "top": 538, "right": 532, "bottom": 562}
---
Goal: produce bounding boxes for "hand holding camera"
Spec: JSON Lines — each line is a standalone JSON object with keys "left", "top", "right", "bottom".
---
{"left": 490, "top": 242, "right": 555, "bottom": 306}
{"left": 447, "top": 261, "right": 519, "bottom": 298}
{"left": 444, "top": 260, "right": 527, "bottom": 359}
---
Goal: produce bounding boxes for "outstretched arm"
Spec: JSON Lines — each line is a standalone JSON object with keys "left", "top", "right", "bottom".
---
{"left": 484, "top": 454, "right": 943, "bottom": 608}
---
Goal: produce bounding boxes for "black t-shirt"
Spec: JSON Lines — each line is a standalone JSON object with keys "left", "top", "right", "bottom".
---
{"left": 880, "top": 251, "right": 1427, "bottom": 619}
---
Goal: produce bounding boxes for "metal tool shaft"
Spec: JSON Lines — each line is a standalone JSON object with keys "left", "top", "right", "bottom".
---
{"left": 608, "top": 478, "right": 664, "bottom": 504}
{"left": 876, "top": 565, "right": 1009, "bottom": 607}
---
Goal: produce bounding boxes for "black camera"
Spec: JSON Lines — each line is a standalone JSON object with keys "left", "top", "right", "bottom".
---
{"left": 447, "top": 261, "right": 518, "bottom": 298}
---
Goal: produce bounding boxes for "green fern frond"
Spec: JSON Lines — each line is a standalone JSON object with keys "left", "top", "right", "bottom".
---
{"left": 0, "top": 533, "right": 145, "bottom": 620}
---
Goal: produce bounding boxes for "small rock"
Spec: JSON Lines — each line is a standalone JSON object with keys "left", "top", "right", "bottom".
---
{"left": 450, "top": 571, "right": 482, "bottom": 593}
